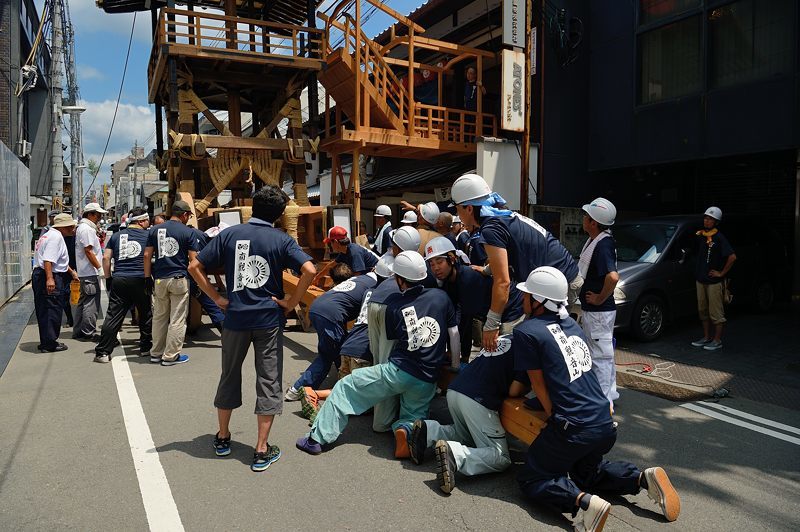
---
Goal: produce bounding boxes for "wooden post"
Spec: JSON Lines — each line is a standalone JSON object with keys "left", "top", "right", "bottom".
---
{"left": 407, "top": 28, "right": 415, "bottom": 136}
{"left": 476, "top": 54, "right": 483, "bottom": 138}
{"left": 521, "top": 0, "right": 533, "bottom": 208}
{"left": 330, "top": 153, "right": 339, "bottom": 205}
{"left": 354, "top": 0, "right": 361, "bottom": 129}
{"left": 225, "top": 0, "right": 237, "bottom": 50}
{"left": 351, "top": 146, "right": 361, "bottom": 230}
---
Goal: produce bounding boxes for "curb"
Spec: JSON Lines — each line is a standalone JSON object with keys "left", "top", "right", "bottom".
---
{"left": 617, "top": 367, "right": 712, "bottom": 402}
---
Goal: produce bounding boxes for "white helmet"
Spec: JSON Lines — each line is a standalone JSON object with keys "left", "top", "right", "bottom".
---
{"left": 516, "top": 266, "right": 568, "bottom": 304}
{"left": 704, "top": 206, "right": 722, "bottom": 221}
{"left": 424, "top": 236, "right": 456, "bottom": 260}
{"left": 401, "top": 211, "right": 418, "bottom": 224}
{"left": 450, "top": 173, "right": 491, "bottom": 205}
{"left": 375, "top": 253, "right": 395, "bottom": 278}
{"left": 419, "top": 201, "right": 440, "bottom": 225}
{"left": 582, "top": 197, "right": 617, "bottom": 226}
{"left": 452, "top": 215, "right": 461, "bottom": 224}
{"left": 375, "top": 204, "right": 392, "bottom": 217}
{"left": 391, "top": 226, "right": 421, "bottom": 252}
{"left": 392, "top": 251, "right": 428, "bottom": 281}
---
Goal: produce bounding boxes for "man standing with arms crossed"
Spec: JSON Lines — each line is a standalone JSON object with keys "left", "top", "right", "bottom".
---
{"left": 144, "top": 200, "right": 198, "bottom": 366}
{"left": 190, "top": 186, "right": 315, "bottom": 472}
{"left": 372, "top": 204, "right": 393, "bottom": 256}
{"left": 73, "top": 202, "right": 108, "bottom": 341}
{"left": 32, "top": 214, "right": 79, "bottom": 352}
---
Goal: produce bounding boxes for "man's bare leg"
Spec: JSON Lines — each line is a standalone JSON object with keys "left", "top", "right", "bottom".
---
{"left": 256, "top": 414, "right": 274, "bottom": 453}
{"left": 217, "top": 408, "right": 232, "bottom": 439}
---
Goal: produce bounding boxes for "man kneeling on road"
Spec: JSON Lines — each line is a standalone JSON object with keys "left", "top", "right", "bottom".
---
{"left": 408, "top": 333, "right": 529, "bottom": 494}
{"left": 513, "top": 266, "right": 680, "bottom": 531}
{"left": 296, "top": 251, "right": 459, "bottom": 458}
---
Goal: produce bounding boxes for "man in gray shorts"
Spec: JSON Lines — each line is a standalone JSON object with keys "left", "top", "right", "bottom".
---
{"left": 190, "top": 186, "right": 315, "bottom": 472}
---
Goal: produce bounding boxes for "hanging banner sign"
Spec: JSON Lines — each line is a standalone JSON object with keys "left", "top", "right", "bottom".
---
{"left": 501, "top": 49, "right": 525, "bottom": 132}
{"left": 531, "top": 27, "right": 537, "bottom": 76}
{"left": 503, "top": 0, "right": 525, "bottom": 49}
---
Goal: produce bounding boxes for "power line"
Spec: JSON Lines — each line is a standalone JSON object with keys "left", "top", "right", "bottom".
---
{"left": 82, "top": 13, "right": 137, "bottom": 199}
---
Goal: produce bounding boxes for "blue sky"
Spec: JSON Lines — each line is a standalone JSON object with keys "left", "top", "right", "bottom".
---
{"left": 56, "top": 0, "right": 424, "bottom": 191}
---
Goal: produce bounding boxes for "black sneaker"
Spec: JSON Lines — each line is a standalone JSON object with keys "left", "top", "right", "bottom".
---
{"left": 409, "top": 419, "right": 428, "bottom": 465}
{"left": 213, "top": 432, "right": 231, "bottom": 457}
{"left": 38, "top": 343, "right": 68, "bottom": 353}
{"left": 251, "top": 444, "right": 281, "bottom": 472}
{"left": 434, "top": 440, "right": 457, "bottom": 494}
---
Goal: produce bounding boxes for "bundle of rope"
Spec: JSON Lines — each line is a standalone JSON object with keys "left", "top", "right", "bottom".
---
{"left": 195, "top": 149, "right": 246, "bottom": 214}
{"left": 281, "top": 199, "right": 301, "bottom": 242}
{"left": 293, "top": 183, "right": 310, "bottom": 207}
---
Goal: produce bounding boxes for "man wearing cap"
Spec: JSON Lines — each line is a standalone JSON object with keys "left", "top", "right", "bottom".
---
{"left": 513, "top": 267, "right": 680, "bottom": 531}
{"left": 401, "top": 200, "right": 443, "bottom": 254}
{"left": 94, "top": 207, "right": 153, "bottom": 363}
{"left": 451, "top": 216, "right": 469, "bottom": 252}
{"left": 314, "top": 226, "right": 379, "bottom": 283}
{"left": 578, "top": 198, "right": 620, "bottom": 405}
{"left": 73, "top": 202, "right": 109, "bottom": 341}
{"left": 32, "top": 214, "right": 79, "bottom": 352}
{"left": 400, "top": 211, "right": 418, "bottom": 227}
{"left": 372, "top": 204, "right": 393, "bottom": 256}
{"left": 691, "top": 206, "right": 736, "bottom": 351}
{"left": 296, "top": 251, "right": 460, "bottom": 458}
{"left": 144, "top": 200, "right": 198, "bottom": 366}
{"left": 190, "top": 185, "right": 316, "bottom": 472}
{"left": 451, "top": 174, "right": 578, "bottom": 352}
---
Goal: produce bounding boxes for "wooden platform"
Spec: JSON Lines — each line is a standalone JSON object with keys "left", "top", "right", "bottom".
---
{"left": 500, "top": 397, "right": 548, "bottom": 446}
{"left": 148, "top": 8, "right": 324, "bottom": 105}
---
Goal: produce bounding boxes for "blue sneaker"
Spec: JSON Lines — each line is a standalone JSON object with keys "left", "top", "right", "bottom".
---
{"left": 296, "top": 436, "right": 323, "bottom": 455}
{"left": 161, "top": 354, "right": 190, "bottom": 366}
{"left": 251, "top": 444, "right": 281, "bottom": 472}
{"left": 213, "top": 432, "right": 231, "bottom": 457}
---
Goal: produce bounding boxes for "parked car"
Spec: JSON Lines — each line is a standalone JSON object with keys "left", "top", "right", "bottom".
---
{"left": 612, "top": 215, "right": 791, "bottom": 341}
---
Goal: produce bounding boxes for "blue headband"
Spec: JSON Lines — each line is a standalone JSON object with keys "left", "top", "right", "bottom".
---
{"left": 460, "top": 192, "right": 513, "bottom": 217}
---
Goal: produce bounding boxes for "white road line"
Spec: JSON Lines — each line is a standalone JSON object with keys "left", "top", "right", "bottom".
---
{"left": 698, "top": 402, "right": 800, "bottom": 436}
{"left": 112, "top": 355, "right": 185, "bottom": 532}
{"left": 680, "top": 403, "right": 800, "bottom": 446}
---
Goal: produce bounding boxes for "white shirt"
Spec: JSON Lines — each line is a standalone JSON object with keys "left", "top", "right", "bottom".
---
{"left": 75, "top": 222, "right": 102, "bottom": 277}
{"left": 34, "top": 228, "right": 70, "bottom": 272}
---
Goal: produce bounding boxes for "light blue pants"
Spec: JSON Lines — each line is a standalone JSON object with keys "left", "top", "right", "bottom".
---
{"left": 424, "top": 390, "right": 511, "bottom": 476}
{"left": 367, "top": 302, "right": 399, "bottom": 432}
{"left": 310, "top": 362, "right": 435, "bottom": 445}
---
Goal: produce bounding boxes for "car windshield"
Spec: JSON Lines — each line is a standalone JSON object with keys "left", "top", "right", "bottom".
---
{"left": 613, "top": 223, "right": 678, "bottom": 264}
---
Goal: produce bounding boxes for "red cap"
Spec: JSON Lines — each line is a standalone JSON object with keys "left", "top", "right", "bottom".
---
{"left": 324, "top": 226, "right": 348, "bottom": 244}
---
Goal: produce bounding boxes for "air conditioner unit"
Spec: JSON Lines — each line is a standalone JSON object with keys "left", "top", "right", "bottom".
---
{"left": 17, "top": 140, "right": 31, "bottom": 158}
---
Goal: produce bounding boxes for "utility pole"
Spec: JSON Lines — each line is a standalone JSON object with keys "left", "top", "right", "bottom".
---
{"left": 49, "top": 0, "right": 64, "bottom": 210}
{"left": 132, "top": 141, "right": 139, "bottom": 210}
{"left": 62, "top": 0, "right": 85, "bottom": 213}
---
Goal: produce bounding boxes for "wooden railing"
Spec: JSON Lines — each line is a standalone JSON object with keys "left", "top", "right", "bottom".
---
{"left": 149, "top": 8, "right": 325, "bottom": 82}
{"left": 411, "top": 104, "right": 497, "bottom": 143}
{"left": 320, "top": 0, "right": 496, "bottom": 146}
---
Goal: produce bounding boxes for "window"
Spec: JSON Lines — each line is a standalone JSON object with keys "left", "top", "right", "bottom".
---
{"left": 639, "top": 16, "right": 702, "bottom": 104}
{"left": 639, "top": 0, "right": 701, "bottom": 25}
{"left": 709, "top": 0, "right": 795, "bottom": 88}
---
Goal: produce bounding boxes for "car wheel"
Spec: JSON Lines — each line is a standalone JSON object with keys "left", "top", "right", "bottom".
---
{"left": 754, "top": 280, "right": 775, "bottom": 313}
{"left": 631, "top": 294, "right": 666, "bottom": 342}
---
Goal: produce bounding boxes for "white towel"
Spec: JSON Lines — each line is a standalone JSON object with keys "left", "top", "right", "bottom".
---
{"left": 578, "top": 230, "right": 611, "bottom": 279}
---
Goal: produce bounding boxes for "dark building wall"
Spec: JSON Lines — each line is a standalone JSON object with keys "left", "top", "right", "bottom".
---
{"left": 28, "top": 89, "right": 53, "bottom": 197}
{"left": 587, "top": 0, "right": 799, "bottom": 170}
{"left": 537, "top": 0, "right": 593, "bottom": 208}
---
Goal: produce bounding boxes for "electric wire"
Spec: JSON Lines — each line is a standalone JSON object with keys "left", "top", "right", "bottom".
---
{"left": 82, "top": 13, "right": 137, "bottom": 201}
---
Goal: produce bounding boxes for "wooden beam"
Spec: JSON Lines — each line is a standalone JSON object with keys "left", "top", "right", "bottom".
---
{"left": 174, "top": 134, "right": 316, "bottom": 151}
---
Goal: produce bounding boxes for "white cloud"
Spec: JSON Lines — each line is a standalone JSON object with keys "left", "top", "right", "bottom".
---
{"left": 69, "top": 0, "right": 153, "bottom": 43}
{"left": 75, "top": 99, "right": 157, "bottom": 188}
{"left": 78, "top": 64, "right": 105, "bottom": 81}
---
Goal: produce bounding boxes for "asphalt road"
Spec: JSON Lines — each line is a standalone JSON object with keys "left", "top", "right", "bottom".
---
{"left": 1, "top": 315, "right": 799, "bottom": 531}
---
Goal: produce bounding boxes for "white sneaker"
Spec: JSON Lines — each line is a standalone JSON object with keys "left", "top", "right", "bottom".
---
{"left": 284, "top": 386, "right": 302, "bottom": 401}
{"left": 703, "top": 340, "right": 723, "bottom": 351}
{"left": 94, "top": 355, "right": 110, "bottom": 364}
{"left": 574, "top": 495, "right": 610, "bottom": 532}
{"left": 644, "top": 467, "right": 681, "bottom": 522}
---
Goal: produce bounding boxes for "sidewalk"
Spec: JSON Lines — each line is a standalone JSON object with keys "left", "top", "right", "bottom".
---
{"left": 614, "top": 302, "right": 800, "bottom": 410}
